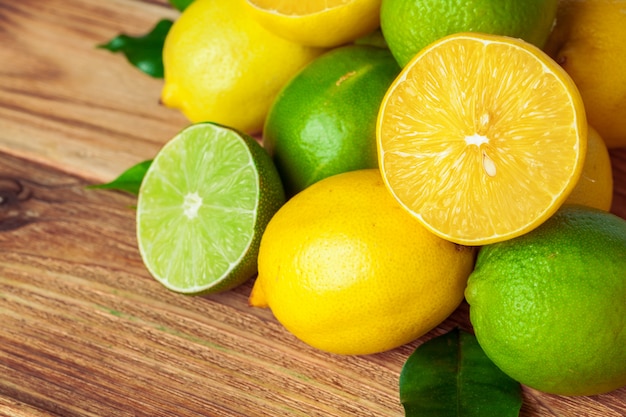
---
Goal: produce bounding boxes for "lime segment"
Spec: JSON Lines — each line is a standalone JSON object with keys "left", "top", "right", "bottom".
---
{"left": 137, "top": 123, "right": 285, "bottom": 294}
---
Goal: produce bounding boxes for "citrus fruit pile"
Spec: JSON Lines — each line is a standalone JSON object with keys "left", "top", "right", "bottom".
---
{"left": 133, "top": 0, "right": 625, "bottom": 401}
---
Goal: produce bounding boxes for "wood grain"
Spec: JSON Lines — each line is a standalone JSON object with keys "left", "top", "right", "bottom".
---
{"left": 0, "top": 152, "right": 411, "bottom": 416}
{"left": 0, "top": 0, "right": 625, "bottom": 416}
{"left": 0, "top": 152, "right": 624, "bottom": 417}
{"left": 0, "top": 0, "right": 187, "bottom": 182}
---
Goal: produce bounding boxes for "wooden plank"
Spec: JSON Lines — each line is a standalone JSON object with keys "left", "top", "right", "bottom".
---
{"left": 0, "top": 0, "right": 188, "bottom": 182}
{"left": 0, "top": 150, "right": 624, "bottom": 416}
{"left": 0, "top": 152, "right": 407, "bottom": 416}
{"left": 0, "top": 396, "right": 59, "bottom": 417}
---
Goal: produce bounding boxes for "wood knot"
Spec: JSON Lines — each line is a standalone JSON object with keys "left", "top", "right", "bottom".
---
{"left": 0, "top": 178, "right": 37, "bottom": 231}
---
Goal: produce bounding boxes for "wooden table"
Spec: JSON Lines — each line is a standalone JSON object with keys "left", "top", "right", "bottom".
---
{"left": 0, "top": 1, "right": 624, "bottom": 415}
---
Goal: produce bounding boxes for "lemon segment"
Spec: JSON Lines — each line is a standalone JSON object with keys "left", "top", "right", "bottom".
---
{"left": 377, "top": 33, "right": 587, "bottom": 246}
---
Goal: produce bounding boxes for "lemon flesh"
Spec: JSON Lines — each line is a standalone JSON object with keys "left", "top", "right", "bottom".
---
{"left": 377, "top": 33, "right": 587, "bottom": 246}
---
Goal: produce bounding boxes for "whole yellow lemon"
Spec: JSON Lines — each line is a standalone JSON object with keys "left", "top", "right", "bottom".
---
{"left": 544, "top": 0, "right": 626, "bottom": 148}
{"left": 161, "top": 0, "right": 324, "bottom": 134}
{"left": 565, "top": 126, "right": 614, "bottom": 211}
{"left": 250, "top": 169, "right": 476, "bottom": 355}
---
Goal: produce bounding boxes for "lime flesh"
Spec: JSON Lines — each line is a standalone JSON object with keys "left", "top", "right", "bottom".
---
{"left": 137, "top": 123, "right": 285, "bottom": 294}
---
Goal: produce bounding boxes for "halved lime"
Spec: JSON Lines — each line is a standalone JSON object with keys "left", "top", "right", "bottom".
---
{"left": 136, "top": 122, "right": 285, "bottom": 294}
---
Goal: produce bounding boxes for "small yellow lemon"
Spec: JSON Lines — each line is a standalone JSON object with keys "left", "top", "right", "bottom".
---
{"left": 245, "top": 0, "right": 382, "bottom": 48}
{"left": 250, "top": 169, "right": 476, "bottom": 355}
{"left": 565, "top": 126, "right": 614, "bottom": 211}
{"left": 161, "top": 0, "right": 324, "bottom": 134}
{"left": 544, "top": 0, "right": 626, "bottom": 148}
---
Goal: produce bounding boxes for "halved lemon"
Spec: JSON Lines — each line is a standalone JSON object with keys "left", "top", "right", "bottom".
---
{"left": 245, "top": 0, "right": 381, "bottom": 48}
{"left": 377, "top": 33, "right": 587, "bottom": 246}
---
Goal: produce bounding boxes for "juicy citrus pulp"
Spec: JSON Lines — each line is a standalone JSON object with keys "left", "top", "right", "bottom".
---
{"left": 250, "top": 169, "right": 476, "bottom": 355}
{"left": 380, "top": 0, "right": 558, "bottom": 67}
{"left": 263, "top": 44, "right": 400, "bottom": 196}
{"left": 161, "top": 0, "right": 323, "bottom": 134}
{"left": 465, "top": 205, "right": 626, "bottom": 396}
{"left": 245, "top": 0, "right": 382, "bottom": 47}
{"left": 377, "top": 33, "right": 587, "bottom": 246}
{"left": 136, "top": 123, "right": 285, "bottom": 294}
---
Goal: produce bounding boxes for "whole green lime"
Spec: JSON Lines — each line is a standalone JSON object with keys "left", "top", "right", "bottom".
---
{"left": 262, "top": 45, "right": 400, "bottom": 196}
{"left": 465, "top": 205, "right": 626, "bottom": 396}
{"left": 380, "top": 0, "right": 559, "bottom": 67}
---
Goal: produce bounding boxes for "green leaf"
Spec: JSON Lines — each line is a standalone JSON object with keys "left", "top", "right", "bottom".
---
{"left": 168, "top": 0, "right": 194, "bottom": 11}
{"left": 400, "top": 328, "right": 522, "bottom": 417}
{"left": 88, "top": 160, "right": 152, "bottom": 196}
{"left": 98, "top": 19, "right": 173, "bottom": 78}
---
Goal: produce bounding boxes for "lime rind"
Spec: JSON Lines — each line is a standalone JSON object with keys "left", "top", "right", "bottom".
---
{"left": 137, "top": 123, "right": 283, "bottom": 294}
